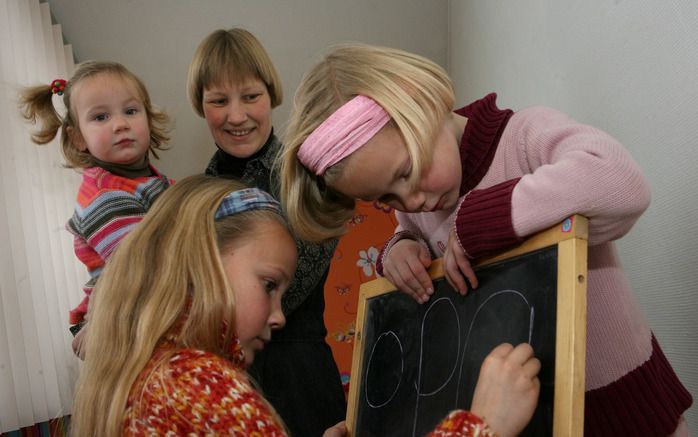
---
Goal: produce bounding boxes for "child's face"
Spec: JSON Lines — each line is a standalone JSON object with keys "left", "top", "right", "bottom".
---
{"left": 329, "top": 118, "right": 463, "bottom": 213}
{"left": 70, "top": 73, "right": 150, "bottom": 165}
{"left": 220, "top": 219, "right": 297, "bottom": 367}
{"left": 202, "top": 76, "right": 272, "bottom": 158}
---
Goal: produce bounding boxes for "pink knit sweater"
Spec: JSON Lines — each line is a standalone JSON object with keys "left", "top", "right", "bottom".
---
{"left": 378, "top": 94, "right": 691, "bottom": 436}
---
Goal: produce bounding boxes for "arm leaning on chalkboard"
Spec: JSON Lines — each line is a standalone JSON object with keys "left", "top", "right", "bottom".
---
{"left": 428, "top": 343, "right": 541, "bottom": 437}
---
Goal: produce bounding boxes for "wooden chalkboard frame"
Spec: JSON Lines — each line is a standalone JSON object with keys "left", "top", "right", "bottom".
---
{"left": 346, "top": 215, "right": 588, "bottom": 437}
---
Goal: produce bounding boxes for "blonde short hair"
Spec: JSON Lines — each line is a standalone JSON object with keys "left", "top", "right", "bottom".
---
{"left": 19, "top": 60, "right": 170, "bottom": 168}
{"left": 277, "top": 43, "right": 455, "bottom": 242}
{"left": 187, "top": 28, "right": 283, "bottom": 117}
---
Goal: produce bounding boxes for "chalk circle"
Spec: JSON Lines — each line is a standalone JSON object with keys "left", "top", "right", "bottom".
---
{"left": 418, "top": 297, "right": 460, "bottom": 395}
{"left": 365, "top": 331, "right": 404, "bottom": 408}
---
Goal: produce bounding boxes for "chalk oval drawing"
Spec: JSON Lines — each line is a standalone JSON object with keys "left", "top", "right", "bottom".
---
{"left": 416, "top": 297, "right": 460, "bottom": 396}
{"left": 365, "top": 331, "right": 404, "bottom": 408}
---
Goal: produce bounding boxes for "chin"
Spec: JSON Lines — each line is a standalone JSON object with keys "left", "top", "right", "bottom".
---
{"left": 219, "top": 143, "right": 262, "bottom": 159}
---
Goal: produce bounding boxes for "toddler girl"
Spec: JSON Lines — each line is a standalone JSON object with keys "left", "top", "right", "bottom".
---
{"left": 20, "top": 61, "right": 173, "bottom": 356}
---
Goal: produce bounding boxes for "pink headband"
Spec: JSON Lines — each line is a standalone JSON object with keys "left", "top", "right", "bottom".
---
{"left": 297, "top": 95, "right": 390, "bottom": 175}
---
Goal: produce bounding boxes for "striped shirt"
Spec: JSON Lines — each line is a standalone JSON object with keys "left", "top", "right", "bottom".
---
{"left": 66, "top": 165, "right": 172, "bottom": 325}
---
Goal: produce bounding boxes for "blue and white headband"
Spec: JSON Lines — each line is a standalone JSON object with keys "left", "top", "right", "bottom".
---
{"left": 214, "top": 188, "right": 283, "bottom": 220}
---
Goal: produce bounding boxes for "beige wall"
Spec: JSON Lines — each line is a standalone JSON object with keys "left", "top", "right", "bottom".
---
{"left": 46, "top": 0, "right": 449, "bottom": 179}
{"left": 45, "top": 0, "right": 696, "bottom": 430}
{"left": 449, "top": 0, "right": 698, "bottom": 430}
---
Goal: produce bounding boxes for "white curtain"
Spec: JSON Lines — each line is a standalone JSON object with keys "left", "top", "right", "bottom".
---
{"left": 0, "top": 0, "right": 85, "bottom": 432}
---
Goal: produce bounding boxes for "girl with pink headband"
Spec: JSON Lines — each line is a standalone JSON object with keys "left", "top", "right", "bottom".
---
{"left": 278, "top": 43, "right": 691, "bottom": 436}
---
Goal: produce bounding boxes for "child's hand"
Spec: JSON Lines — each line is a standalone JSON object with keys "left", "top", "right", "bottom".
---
{"left": 444, "top": 229, "right": 478, "bottom": 295}
{"left": 322, "top": 421, "right": 347, "bottom": 437}
{"left": 72, "top": 322, "right": 88, "bottom": 360}
{"left": 470, "top": 343, "right": 541, "bottom": 437}
{"left": 382, "top": 239, "right": 433, "bottom": 303}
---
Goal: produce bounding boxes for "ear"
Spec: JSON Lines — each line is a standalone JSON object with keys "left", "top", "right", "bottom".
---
{"left": 66, "top": 126, "right": 88, "bottom": 152}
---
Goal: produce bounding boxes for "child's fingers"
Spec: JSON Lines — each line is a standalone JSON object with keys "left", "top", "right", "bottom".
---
{"left": 393, "top": 258, "right": 432, "bottom": 303}
{"left": 445, "top": 267, "right": 467, "bottom": 295}
{"left": 488, "top": 342, "right": 515, "bottom": 358}
{"left": 388, "top": 263, "right": 431, "bottom": 304}
{"left": 522, "top": 356, "right": 542, "bottom": 380}
{"left": 444, "top": 254, "right": 469, "bottom": 294}
{"left": 452, "top": 246, "right": 478, "bottom": 289}
{"left": 406, "top": 257, "right": 433, "bottom": 296}
{"left": 507, "top": 342, "right": 535, "bottom": 364}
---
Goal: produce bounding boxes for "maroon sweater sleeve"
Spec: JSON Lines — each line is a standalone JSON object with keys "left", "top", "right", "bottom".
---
{"left": 455, "top": 178, "right": 524, "bottom": 259}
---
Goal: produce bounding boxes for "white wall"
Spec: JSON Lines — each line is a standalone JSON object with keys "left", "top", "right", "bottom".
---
{"left": 449, "top": 0, "right": 697, "bottom": 431}
{"left": 45, "top": 0, "right": 448, "bottom": 180}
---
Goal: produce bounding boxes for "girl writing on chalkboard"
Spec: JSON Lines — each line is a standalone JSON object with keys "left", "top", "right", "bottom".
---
{"left": 278, "top": 43, "right": 692, "bottom": 436}
{"left": 70, "top": 175, "right": 541, "bottom": 437}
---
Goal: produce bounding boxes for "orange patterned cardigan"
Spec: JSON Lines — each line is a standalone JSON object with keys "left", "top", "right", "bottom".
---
{"left": 123, "top": 339, "right": 495, "bottom": 436}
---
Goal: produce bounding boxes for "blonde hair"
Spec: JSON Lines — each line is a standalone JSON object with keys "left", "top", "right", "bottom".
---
{"left": 277, "top": 43, "right": 455, "bottom": 242}
{"left": 187, "top": 28, "right": 283, "bottom": 117}
{"left": 70, "top": 175, "right": 289, "bottom": 436}
{"left": 18, "top": 60, "right": 170, "bottom": 168}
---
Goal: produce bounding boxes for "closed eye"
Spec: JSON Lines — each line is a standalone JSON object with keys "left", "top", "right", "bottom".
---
{"left": 378, "top": 194, "right": 404, "bottom": 210}
{"left": 263, "top": 279, "right": 278, "bottom": 294}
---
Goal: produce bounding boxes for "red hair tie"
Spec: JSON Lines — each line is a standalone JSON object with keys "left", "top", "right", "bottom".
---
{"left": 50, "top": 79, "right": 66, "bottom": 96}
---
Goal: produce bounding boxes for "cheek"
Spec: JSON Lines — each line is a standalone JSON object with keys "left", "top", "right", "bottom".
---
{"left": 204, "top": 108, "right": 225, "bottom": 129}
{"left": 234, "top": 293, "right": 270, "bottom": 338}
{"left": 252, "top": 102, "right": 272, "bottom": 125}
{"left": 136, "top": 118, "right": 151, "bottom": 137}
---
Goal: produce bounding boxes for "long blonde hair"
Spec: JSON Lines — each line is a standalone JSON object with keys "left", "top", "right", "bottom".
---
{"left": 70, "top": 175, "right": 289, "bottom": 436}
{"left": 18, "top": 60, "right": 170, "bottom": 168}
{"left": 277, "top": 43, "right": 455, "bottom": 242}
{"left": 187, "top": 27, "right": 283, "bottom": 117}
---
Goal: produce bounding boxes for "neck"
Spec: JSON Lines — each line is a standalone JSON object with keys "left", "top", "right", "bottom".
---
{"left": 92, "top": 155, "right": 153, "bottom": 178}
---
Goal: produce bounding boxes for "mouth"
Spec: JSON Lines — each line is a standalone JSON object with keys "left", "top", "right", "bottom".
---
{"left": 115, "top": 138, "right": 134, "bottom": 146}
{"left": 423, "top": 196, "right": 445, "bottom": 213}
{"left": 225, "top": 127, "right": 255, "bottom": 137}
{"left": 434, "top": 196, "right": 445, "bottom": 211}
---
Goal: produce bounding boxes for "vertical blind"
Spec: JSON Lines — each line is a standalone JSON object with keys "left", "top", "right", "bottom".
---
{"left": 0, "top": 0, "right": 84, "bottom": 432}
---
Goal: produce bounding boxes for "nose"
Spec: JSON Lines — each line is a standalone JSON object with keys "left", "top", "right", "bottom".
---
{"left": 268, "top": 298, "right": 286, "bottom": 330}
{"left": 226, "top": 100, "right": 248, "bottom": 125}
{"left": 112, "top": 114, "right": 129, "bottom": 132}
{"left": 401, "top": 190, "right": 426, "bottom": 212}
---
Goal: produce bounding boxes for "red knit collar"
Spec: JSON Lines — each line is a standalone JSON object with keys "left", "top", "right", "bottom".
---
{"left": 454, "top": 93, "right": 513, "bottom": 194}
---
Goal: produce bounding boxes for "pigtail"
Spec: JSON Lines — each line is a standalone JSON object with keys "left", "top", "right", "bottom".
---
{"left": 18, "top": 84, "right": 63, "bottom": 145}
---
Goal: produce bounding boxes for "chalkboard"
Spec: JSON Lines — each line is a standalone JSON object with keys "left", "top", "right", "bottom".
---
{"left": 347, "top": 216, "right": 588, "bottom": 437}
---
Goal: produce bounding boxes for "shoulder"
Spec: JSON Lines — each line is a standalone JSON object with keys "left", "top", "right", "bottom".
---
{"left": 507, "top": 104, "right": 601, "bottom": 136}
{"left": 166, "top": 348, "right": 246, "bottom": 382}
{"left": 127, "top": 348, "right": 285, "bottom": 435}
{"left": 81, "top": 169, "right": 168, "bottom": 205}
{"left": 512, "top": 104, "right": 574, "bottom": 124}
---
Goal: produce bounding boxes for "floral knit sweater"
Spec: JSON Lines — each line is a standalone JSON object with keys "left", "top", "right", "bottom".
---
{"left": 66, "top": 165, "right": 172, "bottom": 325}
{"left": 123, "top": 338, "right": 495, "bottom": 436}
